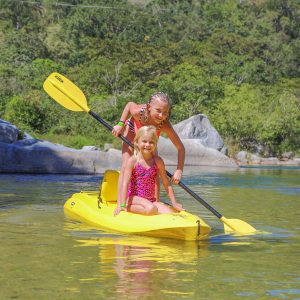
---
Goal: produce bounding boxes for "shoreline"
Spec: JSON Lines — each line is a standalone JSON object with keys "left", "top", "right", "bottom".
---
{"left": 1, "top": 163, "right": 299, "bottom": 177}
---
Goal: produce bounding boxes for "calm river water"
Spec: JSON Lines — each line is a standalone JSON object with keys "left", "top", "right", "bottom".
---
{"left": 1, "top": 167, "right": 299, "bottom": 300}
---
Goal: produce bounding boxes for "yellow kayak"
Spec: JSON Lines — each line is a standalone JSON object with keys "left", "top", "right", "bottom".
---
{"left": 64, "top": 170, "right": 211, "bottom": 241}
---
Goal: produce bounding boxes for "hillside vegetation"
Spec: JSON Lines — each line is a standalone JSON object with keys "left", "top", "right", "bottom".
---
{"left": 0, "top": 0, "right": 299, "bottom": 156}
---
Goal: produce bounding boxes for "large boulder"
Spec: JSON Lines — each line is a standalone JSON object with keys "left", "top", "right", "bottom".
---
{"left": 0, "top": 139, "right": 122, "bottom": 174}
{"left": 173, "top": 114, "right": 224, "bottom": 151}
{"left": 0, "top": 119, "right": 19, "bottom": 144}
{"left": 158, "top": 137, "right": 237, "bottom": 168}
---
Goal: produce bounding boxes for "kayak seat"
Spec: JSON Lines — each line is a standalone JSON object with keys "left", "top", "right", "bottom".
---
{"left": 100, "top": 169, "right": 120, "bottom": 203}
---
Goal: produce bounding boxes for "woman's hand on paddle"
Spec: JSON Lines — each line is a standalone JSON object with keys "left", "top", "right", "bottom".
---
{"left": 172, "top": 202, "right": 184, "bottom": 212}
{"left": 112, "top": 124, "right": 124, "bottom": 137}
{"left": 171, "top": 169, "right": 182, "bottom": 184}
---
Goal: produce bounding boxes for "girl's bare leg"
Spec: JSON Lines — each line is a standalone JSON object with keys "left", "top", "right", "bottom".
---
{"left": 127, "top": 196, "right": 158, "bottom": 215}
{"left": 153, "top": 202, "right": 175, "bottom": 214}
{"left": 155, "top": 176, "right": 160, "bottom": 201}
{"left": 117, "top": 127, "right": 134, "bottom": 203}
{"left": 153, "top": 149, "right": 160, "bottom": 201}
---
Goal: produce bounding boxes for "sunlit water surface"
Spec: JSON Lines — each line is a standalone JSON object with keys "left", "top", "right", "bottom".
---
{"left": 0, "top": 166, "right": 299, "bottom": 299}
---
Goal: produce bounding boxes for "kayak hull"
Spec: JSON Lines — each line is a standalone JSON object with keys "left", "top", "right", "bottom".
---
{"left": 64, "top": 191, "right": 211, "bottom": 241}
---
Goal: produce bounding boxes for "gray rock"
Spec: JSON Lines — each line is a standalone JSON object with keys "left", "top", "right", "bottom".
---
{"left": 235, "top": 152, "right": 263, "bottom": 165}
{"left": 0, "top": 139, "right": 122, "bottom": 174}
{"left": 0, "top": 119, "right": 19, "bottom": 144}
{"left": 235, "top": 151, "right": 248, "bottom": 164}
{"left": 158, "top": 137, "right": 237, "bottom": 168}
{"left": 104, "top": 143, "right": 113, "bottom": 151}
{"left": 249, "top": 153, "right": 262, "bottom": 164}
{"left": 260, "top": 157, "right": 280, "bottom": 165}
{"left": 281, "top": 151, "right": 295, "bottom": 160}
{"left": 23, "top": 132, "right": 34, "bottom": 139}
{"left": 220, "top": 146, "right": 228, "bottom": 156}
{"left": 278, "top": 159, "right": 300, "bottom": 166}
{"left": 81, "top": 146, "right": 100, "bottom": 151}
{"left": 293, "top": 158, "right": 300, "bottom": 165}
{"left": 173, "top": 114, "right": 224, "bottom": 151}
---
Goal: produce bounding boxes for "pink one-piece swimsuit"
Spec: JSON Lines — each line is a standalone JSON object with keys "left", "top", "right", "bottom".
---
{"left": 128, "top": 161, "right": 158, "bottom": 202}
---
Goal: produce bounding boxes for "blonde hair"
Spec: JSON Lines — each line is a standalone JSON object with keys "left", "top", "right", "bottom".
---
{"left": 133, "top": 126, "right": 158, "bottom": 158}
{"left": 148, "top": 92, "right": 172, "bottom": 121}
{"left": 149, "top": 92, "right": 171, "bottom": 107}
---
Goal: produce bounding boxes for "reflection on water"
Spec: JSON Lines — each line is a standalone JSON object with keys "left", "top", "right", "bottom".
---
{"left": 0, "top": 167, "right": 300, "bottom": 299}
{"left": 63, "top": 223, "right": 300, "bottom": 299}
{"left": 85, "top": 237, "right": 205, "bottom": 298}
{"left": 64, "top": 219, "right": 210, "bottom": 299}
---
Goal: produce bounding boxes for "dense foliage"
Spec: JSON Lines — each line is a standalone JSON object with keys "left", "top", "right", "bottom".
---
{"left": 0, "top": 0, "right": 299, "bottom": 155}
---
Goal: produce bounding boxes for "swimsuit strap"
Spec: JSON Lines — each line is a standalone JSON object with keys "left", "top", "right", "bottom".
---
{"left": 136, "top": 158, "right": 157, "bottom": 172}
{"left": 126, "top": 118, "right": 135, "bottom": 133}
{"left": 139, "top": 104, "right": 148, "bottom": 123}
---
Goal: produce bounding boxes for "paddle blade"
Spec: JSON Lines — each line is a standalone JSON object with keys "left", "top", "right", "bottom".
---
{"left": 43, "top": 72, "right": 89, "bottom": 112}
{"left": 220, "top": 216, "right": 256, "bottom": 234}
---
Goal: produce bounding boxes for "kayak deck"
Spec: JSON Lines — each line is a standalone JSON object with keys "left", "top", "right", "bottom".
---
{"left": 64, "top": 191, "right": 211, "bottom": 241}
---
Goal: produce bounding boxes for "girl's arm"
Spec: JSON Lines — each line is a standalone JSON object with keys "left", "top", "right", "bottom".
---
{"left": 119, "top": 102, "right": 135, "bottom": 123}
{"left": 155, "top": 156, "right": 184, "bottom": 211}
{"left": 114, "top": 157, "right": 135, "bottom": 216}
{"left": 112, "top": 102, "right": 137, "bottom": 137}
{"left": 163, "top": 121, "right": 185, "bottom": 183}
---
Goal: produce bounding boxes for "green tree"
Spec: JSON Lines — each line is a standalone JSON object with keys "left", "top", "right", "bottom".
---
{"left": 211, "top": 81, "right": 300, "bottom": 155}
{"left": 4, "top": 91, "right": 55, "bottom": 133}
{"left": 0, "top": 31, "right": 48, "bottom": 66}
{"left": 157, "top": 63, "right": 224, "bottom": 122}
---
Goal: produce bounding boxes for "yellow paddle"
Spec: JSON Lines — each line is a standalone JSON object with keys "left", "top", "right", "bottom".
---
{"left": 43, "top": 72, "right": 256, "bottom": 234}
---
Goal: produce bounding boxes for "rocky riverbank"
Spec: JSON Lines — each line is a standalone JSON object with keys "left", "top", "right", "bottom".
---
{"left": 1, "top": 117, "right": 298, "bottom": 174}
{"left": 234, "top": 150, "right": 300, "bottom": 167}
{"left": 0, "top": 116, "right": 237, "bottom": 174}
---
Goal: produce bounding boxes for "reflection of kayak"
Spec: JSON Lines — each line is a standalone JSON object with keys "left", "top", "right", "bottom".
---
{"left": 76, "top": 236, "right": 209, "bottom": 263}
{"left": 64, "top": 170, "right": 211, "bottom": 241}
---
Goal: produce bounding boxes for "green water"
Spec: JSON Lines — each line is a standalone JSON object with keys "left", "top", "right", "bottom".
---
{"left": 1, "top": 167, "right": 299, "bottom": 299}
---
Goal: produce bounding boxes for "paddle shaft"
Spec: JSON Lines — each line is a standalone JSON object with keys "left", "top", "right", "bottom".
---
{"left": 89, "top": 110, "right": 130, "bottom": 145}
{"left": 89, "top": 110, "right": 223, "bottom": 219}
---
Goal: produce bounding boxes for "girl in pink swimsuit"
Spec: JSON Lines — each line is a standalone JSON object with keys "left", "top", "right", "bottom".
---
{"left": 114, "top": 126, "right": 184, "bottom": 216}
